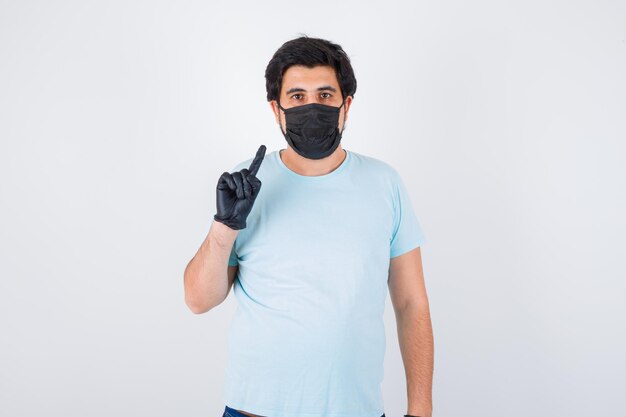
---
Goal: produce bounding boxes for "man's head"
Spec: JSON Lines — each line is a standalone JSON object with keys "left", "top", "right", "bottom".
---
{"left": 265, "top": 35, "right": 356, "bottom": 152}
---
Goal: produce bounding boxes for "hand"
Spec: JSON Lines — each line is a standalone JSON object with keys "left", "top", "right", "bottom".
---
{"left": 213, "top": 144, "right": 266, "bottom": 230}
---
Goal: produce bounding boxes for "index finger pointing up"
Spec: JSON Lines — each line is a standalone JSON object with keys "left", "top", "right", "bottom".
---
{"left": 248, "top": 144, "right": 266, "bottom": 176}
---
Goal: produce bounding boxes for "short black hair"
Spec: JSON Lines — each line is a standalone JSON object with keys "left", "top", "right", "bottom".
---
{"left": 265, "top": 34, "right": 357, "bottom": 103}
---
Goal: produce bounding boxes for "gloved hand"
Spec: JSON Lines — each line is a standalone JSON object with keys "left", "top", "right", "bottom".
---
{"left": 213, "top": 144, "right": 266, "bottom": 230}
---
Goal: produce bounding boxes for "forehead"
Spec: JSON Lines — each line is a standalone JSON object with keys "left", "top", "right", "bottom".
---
{"left": 281, "top": 65, "right": 339, "bottom": 90}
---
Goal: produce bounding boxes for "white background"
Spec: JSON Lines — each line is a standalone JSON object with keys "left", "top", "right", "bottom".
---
{"left": 1, "top": 1, "right": 625, "bottom": 416}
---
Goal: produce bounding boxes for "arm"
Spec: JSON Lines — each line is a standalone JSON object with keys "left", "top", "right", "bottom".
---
{"left": 185, "top": 145, "right": 266, "bottom": 314}
{"left": 183, "top": 220, "right": 239, "bottom": 314}
{"left": 388, "top": 246, "right": 434, "bottom": 417}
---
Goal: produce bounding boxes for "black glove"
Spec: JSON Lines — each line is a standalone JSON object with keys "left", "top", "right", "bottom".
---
{"left": 213, "top": 144, "right": 266, "bottom": 230}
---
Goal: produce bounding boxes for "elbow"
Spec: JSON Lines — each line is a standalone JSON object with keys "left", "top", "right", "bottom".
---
{"left": 184, "top": 284, "right": 217, "bottom": 313}
{"left": 186, "top": 301, "right": 212, "bottom": 314}
{"left": 183, "top": 264, "right": 228, "bottom": 314}
{"left": 185, "top": 292, "right": 218, "bottom": 314}
{"left": 183, "top": 276, "right": 217, "bottom": 314}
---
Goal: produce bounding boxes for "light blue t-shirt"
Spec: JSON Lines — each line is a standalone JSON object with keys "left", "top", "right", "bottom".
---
{"left": 222, "top": 148, "right": 427, "bottom": 417}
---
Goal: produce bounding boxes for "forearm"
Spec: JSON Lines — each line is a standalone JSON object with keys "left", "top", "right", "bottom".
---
{"left": 396, "top": 302, "right": 434, "bottom": 417}
{"left": 184, "top": 220, "right": 237, "bottom": 312}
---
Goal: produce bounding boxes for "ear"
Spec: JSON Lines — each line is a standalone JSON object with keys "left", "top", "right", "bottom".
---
{"left": 343, "top": 96, "right": 353, "bottom": 122}
{"left": 270, "top": 100, "right": 281, "bottom": 124}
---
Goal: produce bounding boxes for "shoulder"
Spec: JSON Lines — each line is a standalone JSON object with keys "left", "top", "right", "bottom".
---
{"left": 348, "top": 149, "right": 401, "bottom": 182}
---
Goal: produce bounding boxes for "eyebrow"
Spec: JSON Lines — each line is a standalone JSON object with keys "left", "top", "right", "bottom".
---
{"left": 285, "top": 85, "right": 337, "bottom": 95}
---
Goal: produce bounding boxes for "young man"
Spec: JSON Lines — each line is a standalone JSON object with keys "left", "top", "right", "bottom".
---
{"left": 184, "top": 35, "right": 433, "bottom": 417}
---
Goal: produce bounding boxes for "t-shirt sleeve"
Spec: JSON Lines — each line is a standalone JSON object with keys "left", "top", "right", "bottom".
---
{"left": 390, "top": 171, "right": 427, "bottom": 258}
{"left": 228, "top": 243, "right": 239, "bottom": 266}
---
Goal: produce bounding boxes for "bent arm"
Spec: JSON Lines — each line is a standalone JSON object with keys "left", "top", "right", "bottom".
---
{"left": 184, "top": 220, "right": 238, "bottom": 313}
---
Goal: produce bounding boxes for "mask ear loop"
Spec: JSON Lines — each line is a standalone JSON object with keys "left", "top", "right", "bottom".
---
{"left": 276, "top": 97, "right": 288, "bottom": 135}
{"left": 277, "top": 97, "right": 286, "bottom": 112}
{"left": 338, "top": 96, "right": 347, "bottom": 134}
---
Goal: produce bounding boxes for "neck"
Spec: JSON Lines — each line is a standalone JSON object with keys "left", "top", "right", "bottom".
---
{"left": 279, "top": 146, "right": 346, "bottom": 177}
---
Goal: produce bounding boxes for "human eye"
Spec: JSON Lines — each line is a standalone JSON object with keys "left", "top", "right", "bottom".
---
{"left": 320, "top": 92, "right": 332, "bottom": 99}
{"left": 291, "top": 94, "right": 304, "bottom": 100}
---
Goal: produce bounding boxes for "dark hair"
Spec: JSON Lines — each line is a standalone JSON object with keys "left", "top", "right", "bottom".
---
{"left": 265, "top": 34, "right": 357, "bottom": 102}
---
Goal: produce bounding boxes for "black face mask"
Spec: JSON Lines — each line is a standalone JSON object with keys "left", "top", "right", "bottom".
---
{"left": 277, "top": 98, "right": 345, "bottom": 160}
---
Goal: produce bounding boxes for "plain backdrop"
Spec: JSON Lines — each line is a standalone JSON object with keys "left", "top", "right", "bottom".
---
{"left": 1, "top": 1, "right": 625, "bottom": 416}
